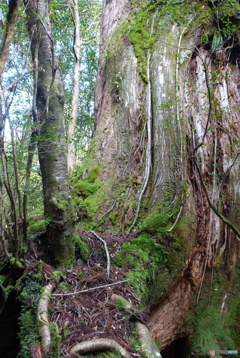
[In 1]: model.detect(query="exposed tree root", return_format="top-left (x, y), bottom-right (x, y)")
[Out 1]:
top-left (69, 338), bottom-right (131, 357)
top-left (111, 294), bottom-right (162, 357)
top-left (147, 248), bottom-right (205, 349)
top-left (37, 274), bottom-right (61, 353)
top-left (136, 322), bottom-right (162, 358)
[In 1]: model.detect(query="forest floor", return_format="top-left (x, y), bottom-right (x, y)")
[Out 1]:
top-left (25, 230), bottom-right (146, 357)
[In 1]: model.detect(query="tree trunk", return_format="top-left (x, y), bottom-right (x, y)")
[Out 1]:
top-left (86, 0), bottom-right (240, 352)
top-left (24, 0), bottom-right (75, 268)
top-left (0, 0), bottom-right (20, 81)
top-left (68, 0), bottom-right (81, 172)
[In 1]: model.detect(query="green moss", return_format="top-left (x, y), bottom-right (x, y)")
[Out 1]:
top-left (71, 165), bottom-right (105, 228)
top-left (186, 267), bottom-right (240, 357)
top-left (50, 322), bottom-right (61, 358)
top-left (17, 277), bottom-right (41, 358)
top-left (109, 210), bottom-right (118, 224)
top-left (139, 204), bottom-right (175, 233)
top-left (73, 180), bottom-right (100, 196)
top-left (87, 166), bottom-right (102, 183)
top-left (28, 219), bottom-right (46, 235)
top-left (113, 234), bottom-right (169, 305)
top-left (128, 5), bottom-right (157, 83)
top-left (111, 295), bottom-right (133, 311)
top-left (75, 234), bottom-right (90, 261)
top-left (191, 305), bottom-right (238, 356)
top-left (230, 300), bottom-right (240, 346)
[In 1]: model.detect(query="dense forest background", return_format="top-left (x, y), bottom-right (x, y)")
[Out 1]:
top-left (0, 0), bottom-right (240, 357)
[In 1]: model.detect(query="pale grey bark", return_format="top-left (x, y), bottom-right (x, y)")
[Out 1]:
top-left (68, 0), bottom-right (81, 171)
top-left (24, 0), bottom-right (75, 267)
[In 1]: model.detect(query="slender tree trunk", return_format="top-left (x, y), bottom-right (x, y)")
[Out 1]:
top-left (24, 0), bottom-right (76, 268)
top-left (68, 0), bottom-right (81, 171)
top-left (0, 0), bottom-right (20, 81)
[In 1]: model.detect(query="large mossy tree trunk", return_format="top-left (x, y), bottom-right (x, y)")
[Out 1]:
top-left (24, 0), bottom-right (75, 268)
top-left (85, 0), bottom-right (240, 353)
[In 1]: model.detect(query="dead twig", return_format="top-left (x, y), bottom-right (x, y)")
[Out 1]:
top-left (52, 280), bottom-right (129, 297)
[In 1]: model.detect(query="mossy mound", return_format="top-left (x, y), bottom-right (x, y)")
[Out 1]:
top-left (28, 219), bottom-right (46, 235)
top-left (113, 230), bottom-right (187, 307)
top-left (71, 166), bottom-right (104, 230)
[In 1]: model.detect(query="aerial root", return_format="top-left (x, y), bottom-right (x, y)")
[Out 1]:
top-left (69, 338), bottom-right (131, 357)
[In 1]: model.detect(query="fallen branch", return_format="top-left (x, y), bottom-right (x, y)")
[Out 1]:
top-left (90, 230), bottom-right (110, 277)
top-left (52, 279), bottom-right (129, 297)
top-left (37, 274), bottom-right (61, 353)
top-left (69, 338), bottom-right (130, 358)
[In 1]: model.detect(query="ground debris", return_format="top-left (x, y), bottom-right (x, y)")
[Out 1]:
top-left (50, 231), bottom-right (139, 356)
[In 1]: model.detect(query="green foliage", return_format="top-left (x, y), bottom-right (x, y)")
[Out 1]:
top-left (0, 275), bottom-right (6, 285)
top-left (197, 0), bottom-right (240, 57)
top-left (51, 0), bottom-right (101, 159)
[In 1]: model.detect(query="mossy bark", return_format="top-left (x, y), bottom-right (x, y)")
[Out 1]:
top-left (24, 0), bottom-right (75, 268)
top-left (87, 0), bottom-right (240, 352)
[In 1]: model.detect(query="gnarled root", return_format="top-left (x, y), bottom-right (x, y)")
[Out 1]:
top-left (69, 338), bottom-right (130, 357)
top-left (37, 274), bottom-right (61, 353)
top-left (111, 294), bottom-right (162, 358)
top-left (136, 321), bottom-right (162, 358)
